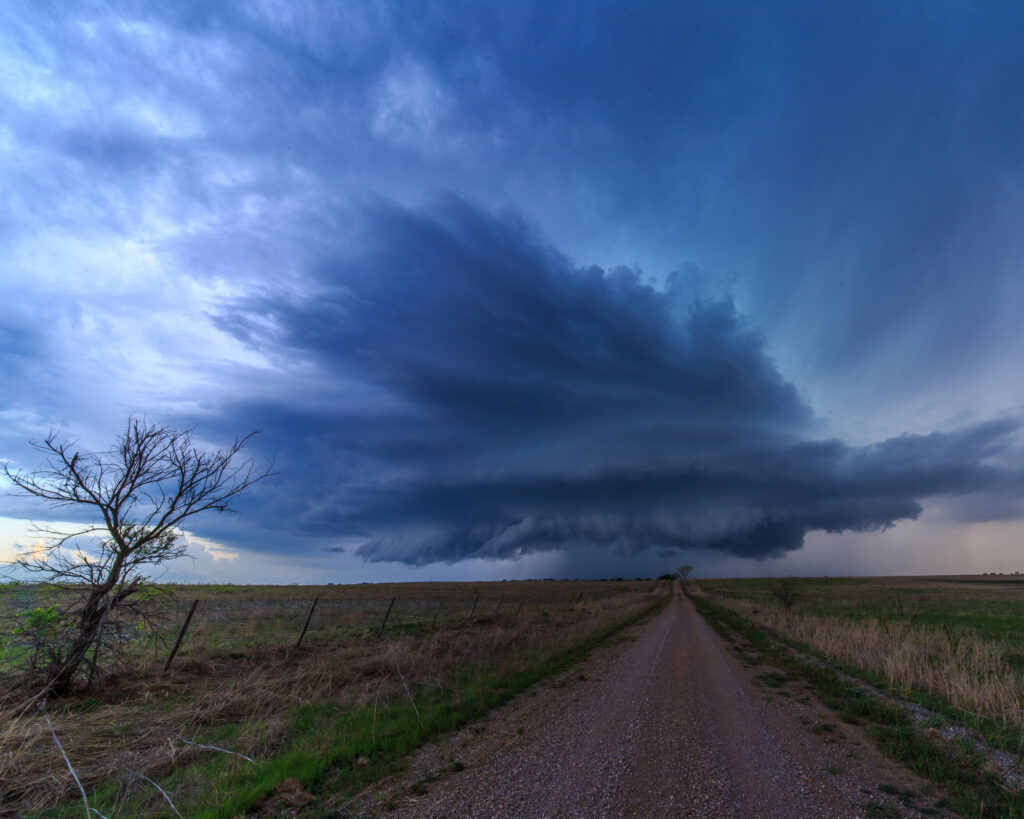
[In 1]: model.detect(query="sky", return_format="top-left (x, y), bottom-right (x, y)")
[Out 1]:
top-left (1, 1), bottom-right (1023, 582)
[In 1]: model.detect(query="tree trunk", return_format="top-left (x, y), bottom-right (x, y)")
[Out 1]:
top-left (46, 632), bottom-right (97, 696)
top-left (45, 589), bottom-right (126, 696)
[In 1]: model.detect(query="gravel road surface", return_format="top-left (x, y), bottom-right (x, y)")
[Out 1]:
top-left (349, 583), bottom-right (938, 817)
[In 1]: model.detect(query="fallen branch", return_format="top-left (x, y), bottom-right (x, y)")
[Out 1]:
top-left (173, 733), bottom-right (257, 764)
top-left (133, 772), bottom-right (183, 818)
top-left (41, 703), bottom-right (110, 819)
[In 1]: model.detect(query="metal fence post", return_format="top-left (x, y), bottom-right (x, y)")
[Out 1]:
top-left (378, 596), bottom-right (396, 638)
top-left (164, 599), bottom-right (199, 672)
top-left (295, 596), bottom-right (319, 648)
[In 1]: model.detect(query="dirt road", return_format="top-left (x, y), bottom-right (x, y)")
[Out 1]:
top-left (352, 584), bottom-right (933, 817)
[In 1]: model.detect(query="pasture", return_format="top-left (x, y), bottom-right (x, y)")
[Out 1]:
top-left (0, 579), bottom-right (669, 817)
top-left (697, 575), bottom-right (1024, 738)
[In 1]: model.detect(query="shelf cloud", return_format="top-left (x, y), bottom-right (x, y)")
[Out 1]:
top-left (214, 198), bottom-right (1023, 565)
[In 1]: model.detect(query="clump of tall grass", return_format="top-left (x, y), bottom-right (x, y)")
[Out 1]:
top-left (718, 596), bottom-right (1024, 731)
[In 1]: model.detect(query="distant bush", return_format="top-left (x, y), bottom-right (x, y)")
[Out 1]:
top-left (769, 580), bottom-right (802, 612)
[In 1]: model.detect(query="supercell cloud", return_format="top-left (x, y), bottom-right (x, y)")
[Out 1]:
top-left (215, 199), bottom-right (1023, 565)
top-left (2, 2), bottom-right (1024, 577)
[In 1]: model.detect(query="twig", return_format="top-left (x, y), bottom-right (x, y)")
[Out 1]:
top-left (372, 673), bottom-right (391, 743)
top-left (173, 733), bottom-right (257, 764)
top-left (390, 646), bottom-right (424, 729)
top-left (133, 772), bottom-right (183, 818)
top-left (398, 672), bottom-right (424, 729)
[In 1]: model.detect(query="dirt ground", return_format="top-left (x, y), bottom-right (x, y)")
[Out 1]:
top-left (342, 582), bottom-right (947, 818)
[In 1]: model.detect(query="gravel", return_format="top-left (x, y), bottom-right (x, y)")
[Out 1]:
top-left (347, 584), bottom-right (943, 817)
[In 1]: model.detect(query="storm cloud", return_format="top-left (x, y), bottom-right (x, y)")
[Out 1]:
top-left (216, 199), bottom-right (1023, 565)
top-left (3, 2), bottom-right (1024, 578)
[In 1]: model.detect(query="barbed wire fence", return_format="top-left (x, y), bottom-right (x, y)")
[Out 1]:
top-left (0, 582), bottom-right (669, 679)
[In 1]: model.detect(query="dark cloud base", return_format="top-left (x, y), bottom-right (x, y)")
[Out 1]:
top-left (214, 199), bottom-right (1024, 567)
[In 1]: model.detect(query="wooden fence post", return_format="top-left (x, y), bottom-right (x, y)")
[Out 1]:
top-left (467, 593), bottom-right (480, 621)
top-left (496, 595), bottom-right (504, 615)
top-left (378, 596), bottom-right (396, 638)
top-left (432, 600), bottom-right (442, 629)
top-left (295, 596), bottom-right (319, 648)
top-left (164, 599), bottom-right (199, 672)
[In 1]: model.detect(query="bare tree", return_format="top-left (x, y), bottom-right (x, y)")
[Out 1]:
top-left (677, 564), bottom-right (693, 580)
top-left (2, 418), bottom-right (272, 696)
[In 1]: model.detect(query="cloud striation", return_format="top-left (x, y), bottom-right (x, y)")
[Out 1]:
top-left (215, 198), bottom-right (1024, 565)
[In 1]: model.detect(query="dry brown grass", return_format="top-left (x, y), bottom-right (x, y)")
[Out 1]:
top-left (714, 595), bottom-right (1024, 730)
top-left (0, 581), bottom-right (662, 816)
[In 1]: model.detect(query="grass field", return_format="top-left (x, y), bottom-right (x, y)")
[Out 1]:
top-left (696, 575), bottom-right (1024, 738)
top-left (687, 585), bottom-right (1024, 818)
top-left (0, 579), bottom-right (669, 817)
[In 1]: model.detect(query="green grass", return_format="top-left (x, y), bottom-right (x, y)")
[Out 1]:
top-left (36, 590), bottom-right (669, 818)
top-left (1, 579), bottom-right (663, 673)
top-left (700, 576), bottom-right (1024, 755)
top-left (689, 591), bottom-right (1024, 818)
top-left (699, 575), bottom-right (1024, 643)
